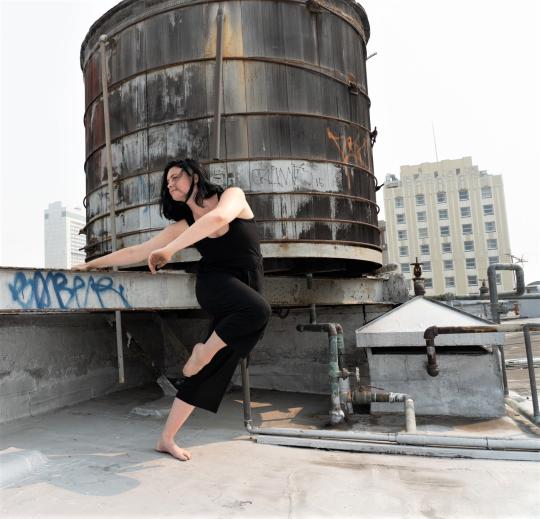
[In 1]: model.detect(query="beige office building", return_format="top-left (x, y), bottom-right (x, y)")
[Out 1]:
top-left (383, 157), bottom-right (513, 296)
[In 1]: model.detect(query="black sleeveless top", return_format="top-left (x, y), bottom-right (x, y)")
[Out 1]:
top-left (185, 191), bottom-right (263, 273)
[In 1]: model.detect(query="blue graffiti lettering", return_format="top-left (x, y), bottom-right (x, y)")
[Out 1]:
top-left (8, 271), bottom-right (132, 310)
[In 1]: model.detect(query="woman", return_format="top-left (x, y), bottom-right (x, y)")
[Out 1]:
top-left (73, 158), bottom-right (271, 461)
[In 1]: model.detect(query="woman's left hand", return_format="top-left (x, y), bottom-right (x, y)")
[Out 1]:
top-left (148, 247), bottom-right (173, 274)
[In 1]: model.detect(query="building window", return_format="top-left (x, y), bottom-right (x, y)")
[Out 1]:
top-left (444, 260), bottom-right (454, 270)
top-left (445, 277), bottom-right (455, 288)
top-left (481, 186), bottom-right (492, 199)
top-left (440, 226), bottom-right (450, 237)
top-left (442, 243), bottom-right (452, 254)
top-left (423, 261), bottom-right (432, 272)
top-left (489, 256), bottom-right (499, 265)
top-left (456, 168), bottom-right (461, 175)
top-left (398, 230), bottom-right (408, 241)
top-left (418, 228), bottom-right (428, 239)
top-left (395, 197), bottom-right (404, 209)
top-left (415, 194), bottom-right (425, 206)
top-left (462, 223), bottom-right (473, 235)
top-left (438, 209), bottom-right (448, 220)
top-left (401, 263), bottom-right (410, 273)
top-left (434, 171), bottom-right (438, 178)
top-left (487, 239), bottom-right (498, 250)
top-left (483, 204), bottom-right (494, 216)
top-left (420, 244), bottom-right (430, 256)
top-left (399, 246), bottom-right (408, 257)
top-left (496, 273), bottom-right (502, 284)
top-left (459, 189), bottom-right (469, 201)
top-left (485, 221), bottom-right (496, 233)
top-left (460, 206), bottom-right (471, 218)
top-left (468, 275), bottom-right (478, 286)
top-left (424, 278), bottom-right (433, 288)
top-left (437, 191), bottom-right (447, 204)
top-left (464, 240), bottom-right (475, 252)
top-left (417, 211), bottom-right (427, 222)
top-left (466, 258), bottom-right (476, 269)
top-left (396, 213), bottom-right (406, 224)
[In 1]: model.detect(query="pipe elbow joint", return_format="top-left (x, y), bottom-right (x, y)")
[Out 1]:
top-left (424, 326), bottom-right (438, 340)
top-left (427, 363), bottom-right (440, 377)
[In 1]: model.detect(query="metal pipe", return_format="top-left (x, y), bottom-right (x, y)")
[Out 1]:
top-left (296, 322), bottom-right (344, 424)
top-left (99, 35), bottom-right (118, 256)
top-left (404, 398), bottom-right (416, 433)
top-left (246, 426), bottom-right (540, 451)
top-left (255, 436), bottom-right (540, 461)
top-left (241, 353), bottom-right (253, 429)
top-left (523, 325), bottom-right (540, 423)
top-left (353, 390), bottom-right (417, 433)
top-left (426, 263), bottom-right (526, 303)
top-left (425, 338), bottom-right (439, 377)
top-left (425, 324), bottom-right (540, 408)
top-left (335, 325), bottom-right (353, 416)
top-left (488, 264), bottom-right (526, 318)
top-left (211, 6), bottom-right (224, 160)
top-left (239, 359), bottom-right (539, 460)
top-left (99, 34), bottom-right (124, 384)
top-left (424, 324), bottom-right (540, 335)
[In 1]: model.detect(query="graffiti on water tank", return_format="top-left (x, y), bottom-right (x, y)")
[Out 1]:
top-left (8, 271), bottom-right (132, 310)
top-left (326, 128), bottom-right (370, 170)
top-left (251, 162), bottom-right (326, 188)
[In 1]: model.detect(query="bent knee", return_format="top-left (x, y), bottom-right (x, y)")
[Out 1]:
top-left (248, 300), bottom-right (271, 327)
top-left (261, 300), bottom-right (271, 324)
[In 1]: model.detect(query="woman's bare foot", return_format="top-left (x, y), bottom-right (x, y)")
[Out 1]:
top-left (155, 437), bottom-right (192, 461)
top-left (182, 342), bottom-right (214, 377)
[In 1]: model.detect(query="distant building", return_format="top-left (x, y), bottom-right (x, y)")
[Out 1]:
top-left (44, 202), bottom-right (86, 269)
top-left (383, 157), bottom-right (513, 296)
top-left (378, 220), bottom-right (389, 265)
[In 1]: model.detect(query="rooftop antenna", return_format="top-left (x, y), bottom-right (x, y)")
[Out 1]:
top-left (431, 121), bottom-right (439, 163)
top-left (506, 253), bottom-right (527, 265)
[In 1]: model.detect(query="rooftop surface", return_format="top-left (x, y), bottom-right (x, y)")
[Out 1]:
top-left (1, 385), bottom-right (539, 518)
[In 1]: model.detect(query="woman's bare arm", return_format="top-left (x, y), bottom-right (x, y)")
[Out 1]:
top-left (162, 188), bottom-right (247, 257)
top-left (73, 219), bottom-right (189, 270)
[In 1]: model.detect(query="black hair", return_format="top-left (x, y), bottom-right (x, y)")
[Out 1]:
top-left (159, 158), bottom-right (224, 222)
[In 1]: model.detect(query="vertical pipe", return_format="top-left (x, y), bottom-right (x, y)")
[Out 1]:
top-left (100, 34), bottom-right (125, 384)
top-left (498, 345), bottom-right (509, 396)
top-left (99, 35), bottom-right (118, 255)
top-left (241, 356), bottom-right (253, 430)
top-left (523, 325), bottom-right (540, 423)
top-left (328, 326), bottom-right (344, 424)
top-left (335, 325), bottom-right (352, 415)
top-left (487, 263), bottom-right (525, 397)
top-left (404, 398), bottom-right (417, 433)
top-left (212, 6), bottom-right (224, 160)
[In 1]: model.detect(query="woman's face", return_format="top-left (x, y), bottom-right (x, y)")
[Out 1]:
top-left (166, 166), bottom-right (195, 202)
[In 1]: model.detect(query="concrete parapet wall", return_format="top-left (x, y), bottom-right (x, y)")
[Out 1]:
top-left (0, 313), bottom-right (155, 423)
top-left (0, 304), bottom-right (391, 423)
top-left (231, 305), bottom-right (391, 393)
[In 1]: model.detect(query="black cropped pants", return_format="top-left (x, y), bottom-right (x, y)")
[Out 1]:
top-left (175, 265), bottom-right (271, 413)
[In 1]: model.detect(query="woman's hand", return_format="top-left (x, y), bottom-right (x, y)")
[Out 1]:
top-left (148, 247), bottom-right (173, 274)
top-left (72, 263), bottom-right (92, 272)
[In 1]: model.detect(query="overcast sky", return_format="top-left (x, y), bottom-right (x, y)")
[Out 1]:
top-left (1, 0), bottom-right (539, 281)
